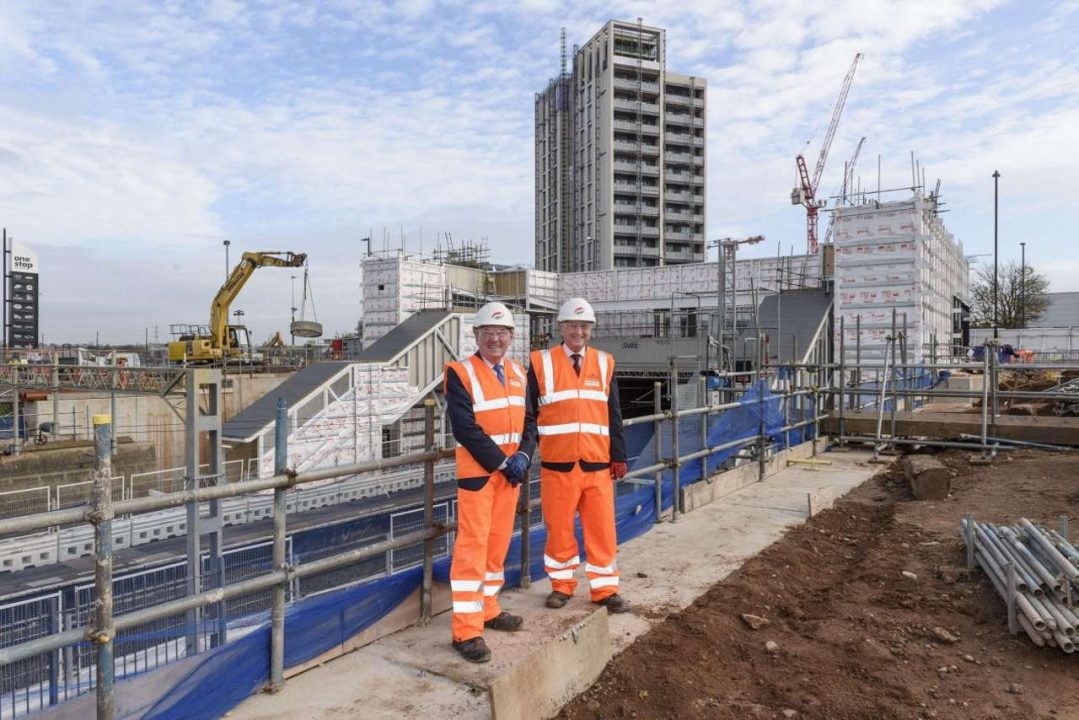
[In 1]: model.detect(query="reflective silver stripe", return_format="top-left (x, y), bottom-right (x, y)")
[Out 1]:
top-left (585, 562), bottom-right (618, 575)
top-left (461, 359), bottom-right (486, 406)
top-left (453, 600), bottom-right (484, 614)
top-left (597, 350), bottom-right (609, 394)
top-left (473, 396), bottom-right (525, 412)
top-left (541, 349), bottom-right (555, 399)
top-left (450, 579), bottom-right (482, 592)
top-left (544, 554), bottom-right (580, 569)
top-left (578, 390), bottom-right (608, 402)
top-left (589, 576), bottom-right (620, 589)
top-left (547, 569), bottom-right (575, 580)
top-left (537, 423), bottom-right (609, 437)
top-left (485, 571), bottom-right (505, 581)
top-left (510, 361), bottom-right (527, 385)
top-left (488, 433), bottom-right (522, 445)
top-left (483, 585), bottom-right (501, 596)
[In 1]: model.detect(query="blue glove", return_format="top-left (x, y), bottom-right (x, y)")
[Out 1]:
top-left (502, 452), bottom-right (529, 486)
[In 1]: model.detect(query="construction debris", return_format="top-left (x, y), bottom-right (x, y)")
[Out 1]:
top-left (901, 454), bottom-right (950, 500)
top-left (960, 516), bottom-right (1079, 654)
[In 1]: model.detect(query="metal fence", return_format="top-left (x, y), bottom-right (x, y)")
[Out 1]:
top-left (0, 379), bottom-right (833, 719)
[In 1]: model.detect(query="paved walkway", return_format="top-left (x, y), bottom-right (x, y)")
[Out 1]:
top-left (231, 446), bottom-right (884, 720)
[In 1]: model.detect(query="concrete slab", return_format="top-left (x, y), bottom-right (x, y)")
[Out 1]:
top-left (230, 446), bottom-right (884, 720)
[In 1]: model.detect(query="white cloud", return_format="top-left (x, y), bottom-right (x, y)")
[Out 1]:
top-left (0, 0), bottom-right (1076, 342)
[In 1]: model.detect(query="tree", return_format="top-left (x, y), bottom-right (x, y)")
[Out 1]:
top-left (969, 260), bottom-right (1050, 329)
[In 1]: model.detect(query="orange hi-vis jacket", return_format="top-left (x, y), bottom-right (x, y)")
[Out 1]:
top-left (530, 347), bottom-right (614, 465)
top-left (445, 354), bottom-right (527, 481)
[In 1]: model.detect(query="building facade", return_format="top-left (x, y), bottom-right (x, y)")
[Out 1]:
top-left (535, 20), bottom-right (706, 273)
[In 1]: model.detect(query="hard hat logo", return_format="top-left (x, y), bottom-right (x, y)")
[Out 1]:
top-left (575, 306), bottom-right (585, 315)
top-left (493, 311), bottom-right (504, 319)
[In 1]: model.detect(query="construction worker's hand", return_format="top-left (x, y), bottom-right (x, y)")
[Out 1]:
top-left (503, 452), bottom-right (529, 486)
top-left (610, 461), bottom-right (628, 480)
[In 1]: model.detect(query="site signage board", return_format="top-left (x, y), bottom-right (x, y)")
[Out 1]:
top-left (6, 240), bottom-right (39, 347)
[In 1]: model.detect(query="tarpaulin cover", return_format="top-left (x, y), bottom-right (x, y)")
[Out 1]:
top-left (96, 378), bottom-right (815, 719)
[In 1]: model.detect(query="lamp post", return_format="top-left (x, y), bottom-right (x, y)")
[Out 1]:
top-left (290, 275), bottom-right (297, 347)
top-left (992, 171), bottom-right (1000, 342)
top-left (223, 240), bottom-right (231, 282)
top-left (1020, 241), bottom-right (1026, 329)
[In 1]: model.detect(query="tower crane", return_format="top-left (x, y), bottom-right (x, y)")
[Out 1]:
top-left (791, 53), bottom-right (862, 254)
top-left (822, 135), bottom-right (866, 246)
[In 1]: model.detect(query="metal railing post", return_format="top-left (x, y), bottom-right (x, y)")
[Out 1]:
top-left (838, 315), bottom-right (846, 445)
top-left (653, 381), bottom-right (663, 523)
top-left (980, 345), bottom-right (990, 457)
top-left (670, 362), bottom-right (681, 521)
top-left (421, 399), bottom-right (436, 619)
top-left (269, 398), bottom-right (288, 692)
top-left (698, 375), bottom-right (708, 484)
top-left (90, 414), bottom-right (115, 720)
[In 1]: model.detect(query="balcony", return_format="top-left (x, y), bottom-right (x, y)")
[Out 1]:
top-left (615, 245), bottom-right (661, 258)
top-left (665, 230), bottom-right (693, 241)
top-left (614, 204), bottom-right (660, 217)
top-left (614, 120), bottom-right (660, 134)
top-left (613, 140), bottom-right (659, 155)
top-left (692, 136), bottom-right (705, 147)
top-left (665, 249), bottom-right (706, 263)
top-left (614, 223), bottom-right (660, 236)
top-left (665, 94), bottom-right (692, 107)
top-left (665, 113), bottom-right (692, 126)
top-left (665, 152), bottom-right (693, 164)
top-left (614, 98), bottom-right (660, 114)
top-left (614, 161), bottom-right (659, 175)
top-left (664, 210), bottom-right (694, 222)
top-left (693, 117), bottom-right (705, 127)
top-left (693, 154), bottom-right (704, 165)
top-left (613, 77), bottom-right (660, 94)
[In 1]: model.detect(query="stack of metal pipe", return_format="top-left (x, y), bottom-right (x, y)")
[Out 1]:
top-left (960, 516), bottom-right (1079, 653)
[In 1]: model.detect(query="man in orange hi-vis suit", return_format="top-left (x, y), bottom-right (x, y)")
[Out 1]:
top-left (527, 297), bottom-right (629, 614)
top-left (444, 301), bottom-right (536, 663)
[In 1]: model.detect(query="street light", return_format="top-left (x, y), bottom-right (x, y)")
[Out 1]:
top-left (290, 275), bottom-right (297, 346)
top-left (223, 239), bottom-right (231, 282)
top-left (1020, 241), bottom-right (1026, 329)
top-left (992, 170), bottom-right (1000, 342)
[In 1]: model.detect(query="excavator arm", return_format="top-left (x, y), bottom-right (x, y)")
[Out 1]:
top-left (210, 251), bottom-right (307, 353)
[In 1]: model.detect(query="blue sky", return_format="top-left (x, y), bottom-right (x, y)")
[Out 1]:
top-left (1, 0), bottom-right (1076, 344)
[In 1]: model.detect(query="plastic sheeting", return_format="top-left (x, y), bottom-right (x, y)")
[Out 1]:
top-left (81, 379), bottom-right (819, 719)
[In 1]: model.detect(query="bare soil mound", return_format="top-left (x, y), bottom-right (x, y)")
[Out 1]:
top-left (559, 449), bottom-right (1079, 720)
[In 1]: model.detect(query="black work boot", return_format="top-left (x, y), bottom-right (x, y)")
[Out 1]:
top-left (593, 593), bottom-right (629, 614)
top-left (545, 590), bottom-right (571, 609)
top-left (484, 612), bottom-right (523, 632)
top-left (452, 636), bottom-right (492, 663)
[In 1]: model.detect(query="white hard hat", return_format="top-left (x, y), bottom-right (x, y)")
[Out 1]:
top-left (557, 297), bottom-right (596, 323)
top-left (474, 301), bottom-right (515, 328)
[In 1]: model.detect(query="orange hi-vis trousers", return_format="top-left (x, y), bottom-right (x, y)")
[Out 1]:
top-left (449, 472), bottom-right (520, 642)
top-left (541, 466), bottom-right (619, 601)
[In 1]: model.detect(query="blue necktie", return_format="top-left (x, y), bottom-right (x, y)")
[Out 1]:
top-left (493, 363), bottom-right (505, 385)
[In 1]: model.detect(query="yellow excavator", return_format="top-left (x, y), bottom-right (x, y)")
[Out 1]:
top-left (168, 251), bottom-right (307, 363)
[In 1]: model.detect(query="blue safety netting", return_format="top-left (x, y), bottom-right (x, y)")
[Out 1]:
top-left (846, 365), bottom-right (941, 413)
top-left (94, 378), bottom-right (813, 719)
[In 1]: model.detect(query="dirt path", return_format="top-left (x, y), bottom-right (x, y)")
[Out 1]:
top-left (559, 449), bottom-right (1079, 720)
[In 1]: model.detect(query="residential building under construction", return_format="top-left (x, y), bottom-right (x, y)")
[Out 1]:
top-left (535, 20), bottom-right (707, 273)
